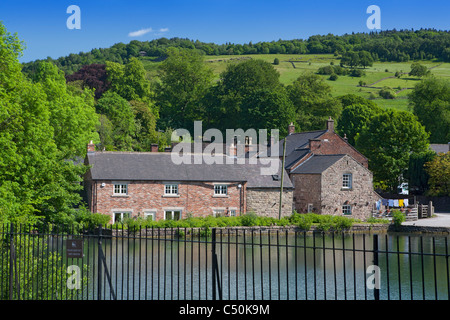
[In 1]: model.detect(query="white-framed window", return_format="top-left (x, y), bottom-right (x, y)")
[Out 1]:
top-left (212, 209), bottom-right (225, 217)
top-left (214, 184), bottom-right (228, 196)
top-left (229, 208), bottom-right (237, 217)
top-left (113, 183), bottom-right (128, 195)
top-left (342, 205), bottom-right (352, 215)
top-left (144, 211), bottom-right (156, 221)
top-left (165, 210), bottom-right (182, 221)
top-left (307, 203), bottom-right (314, 213)
top-left (113, 212), bottom-right (131, 224)
top-left (164, 183), bottom-right (179, 195)
top-left (342, 173), bottom-right (352, 189)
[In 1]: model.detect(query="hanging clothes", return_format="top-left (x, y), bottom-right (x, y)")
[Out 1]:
top-left (388, 199), bottom-right (394, 207)
top-left (382, 199), bottom-right (388, 206)
top-left (376, 200), bottom-right (381, 210)
top-left (399, 199), bottom-right (404, 207)
top-left (393, 199), bottom-right (399, 207)
top-left (404, 199), bottom-right (409, 207)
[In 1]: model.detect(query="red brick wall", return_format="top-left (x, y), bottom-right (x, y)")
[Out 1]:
top-left (310, 131), bottom-right (368, 168)
top-left (87, 179), bottom-right (246, 222)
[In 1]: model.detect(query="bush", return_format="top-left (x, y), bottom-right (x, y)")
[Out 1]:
top-left (392, 210), bottom-right (405, 228)
top-left (328, 73), bottom-right (338, 81)
top-left (349, 69), bottom-right (365, 77)
top-left (273, 58), bottom-right (280, 65)
top-left (379, 86), bottom-right (396, 99)
top-left (239, 212), bottom-right (259, 226)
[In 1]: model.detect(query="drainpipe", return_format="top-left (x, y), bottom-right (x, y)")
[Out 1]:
top-left (278, 137), bottom-right (287, 220)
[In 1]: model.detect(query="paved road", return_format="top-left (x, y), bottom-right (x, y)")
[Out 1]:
top-left (403, 212), bottom-right (450, 227)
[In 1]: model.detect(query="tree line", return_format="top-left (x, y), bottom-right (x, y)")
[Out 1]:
top-left (22, 28), bottom-right (450, 76)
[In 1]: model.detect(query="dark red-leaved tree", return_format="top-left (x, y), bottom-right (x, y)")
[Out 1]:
top-left (66, 64), bottom-right (110, 99)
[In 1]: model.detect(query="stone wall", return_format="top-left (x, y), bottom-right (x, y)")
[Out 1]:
top-left (320, 155), bottom-right (380, 220)
top-left (290, 174), bottom-right (322, 213)
top-left (246, 188), bottom-right (293, 218)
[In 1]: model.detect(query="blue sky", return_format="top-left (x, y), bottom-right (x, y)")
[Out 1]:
top-left (1, 0), bottom-right (448, 62)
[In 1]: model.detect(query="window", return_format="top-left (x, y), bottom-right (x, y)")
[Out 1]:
top-left (342, 173), bottom-right (352, 189)
top-left (229, 209), bottom-right (237, 217)
top-left (113, 183), bottom-right (128, 195)
top-left (214, 184), bottom-right (228, 196)
top-left (165, 210), bottom-right (181, 221)
top-left (144, 211), bottom-right (156, 221)
top-left (164, 184), bottom-right (178, 195)
top-left (213, 209), bottom-right (225, 217)
top-left (342, 205), bottom-right (352, 215)
top-left (113, 212), bottom-right (131, 224)
top-left (307, 204), bottom-right (314, 213)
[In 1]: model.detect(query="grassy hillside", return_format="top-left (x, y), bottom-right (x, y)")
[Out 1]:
top-left (141, 53), bottom-right (450, 112)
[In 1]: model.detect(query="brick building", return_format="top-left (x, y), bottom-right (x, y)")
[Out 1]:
top-left (84, 143), bottom-right (293, 223)
top-left (275, 118), bottom-right (380, 219)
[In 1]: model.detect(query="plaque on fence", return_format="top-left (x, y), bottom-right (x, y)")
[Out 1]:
top-left (66, 239), bottom-right (84, 258)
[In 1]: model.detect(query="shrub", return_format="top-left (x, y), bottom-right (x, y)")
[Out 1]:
top-left (328, 73), bottom-right (338, 81)
top-left (379, 86), bottom-right (396, 99)
top-left (239, 212), bottom-right (258, 226)
top-left (349, 69), bottom-right (365, 77)
top-left (392, 210), bottom-right (405, 228)
top-left (273, 58), bottom-right (280, 65)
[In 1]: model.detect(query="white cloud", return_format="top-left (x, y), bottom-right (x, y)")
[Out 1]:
top-left (159, 28), bottom-right (169, 33)
top-left (128, 28), bottom-right (153, 37)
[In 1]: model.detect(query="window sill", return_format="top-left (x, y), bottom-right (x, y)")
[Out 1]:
top-left (163, 194), bottom-right (180, 198)
top-left (213, 195), bottom-right (229, 198)
top-left (111, 194), bottom-right (129, 198)
top-left (341, 188), bottom-right (353, 191)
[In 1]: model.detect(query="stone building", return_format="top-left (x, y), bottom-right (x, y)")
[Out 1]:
top-left (273, 118), bottom-right (380, 219)
top-left (83, 143), bottom-right (293, 223)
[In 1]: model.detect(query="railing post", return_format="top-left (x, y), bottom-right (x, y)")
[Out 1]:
top-left (9, 223), bottom-right (14, 300)
top-left (211, 228), bottom-right (222, 300)
top-left (97, 224), bottom-right (102, 301)
top-left (373, 234), bottom-right (380, 301)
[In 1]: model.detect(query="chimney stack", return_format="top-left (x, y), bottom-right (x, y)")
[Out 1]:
top-left (327, 117), bottom-right (334, 132)
top-left (151, 144), bottom-right (159, 152)
top-left (87, 140), bottom-right (95, 153)
top-left (309, 139), bottom-right (321, 153)
top-left (288, 122), bottom-right (295, 135)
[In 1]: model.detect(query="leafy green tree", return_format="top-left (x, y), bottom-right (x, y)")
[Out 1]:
top-left (209, 59), bottom-right (282, 131)
top-left (408, 77), bottom-right (450, 143)
top-left (406, 151), bottom-right (436, 194)
top-left (240, 87), bottom-right (296, 136)
top-left (425, 152), bottom-right (450, 196)
top-left (287, 73), bottom-right (341, 131)
top-left (409, 62), bottom-right (430, 78)
top-left (358, 51), bottom-right (374, 68)
top-left (95, 91), bottom-right (136, 150)
top-left (356, 110), bottom-right (429, 191)
top-left (336, 103), bottom-right (382, 145)
top-left (31, 61), bottom-right (99, 158)
top-left (106, 57), bottom-right (151, 101)
top-left (155, 48), bottom-right (213, 132)
top-left (0, 22), bottom-right (89, 223)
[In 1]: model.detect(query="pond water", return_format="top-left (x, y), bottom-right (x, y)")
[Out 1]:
top-left (55, 231), bottom-right (450, 300)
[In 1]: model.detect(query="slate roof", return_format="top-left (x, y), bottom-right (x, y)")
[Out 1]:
top-left (86, 152), bottom-right (293, 189)
top-left (290, 154), bottom-right (346, 174)
top-left (430, 144), bottom-right (450, 154)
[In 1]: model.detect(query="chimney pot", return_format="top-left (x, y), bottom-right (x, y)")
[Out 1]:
top-left (327, 117), bottom-right (334, 132)
top-left (288, 122), bottom-right (295, 135)
top-left (87, 140), bottom-right (95, 153)
top-left (151, 144), bottom-right (159, 152)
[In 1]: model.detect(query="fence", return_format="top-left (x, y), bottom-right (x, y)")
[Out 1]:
top-left (1, 223), bottom-right (449, 300)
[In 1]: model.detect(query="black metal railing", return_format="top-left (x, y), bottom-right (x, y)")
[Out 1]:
top-left (0, 223), bottom-right (449, 300)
